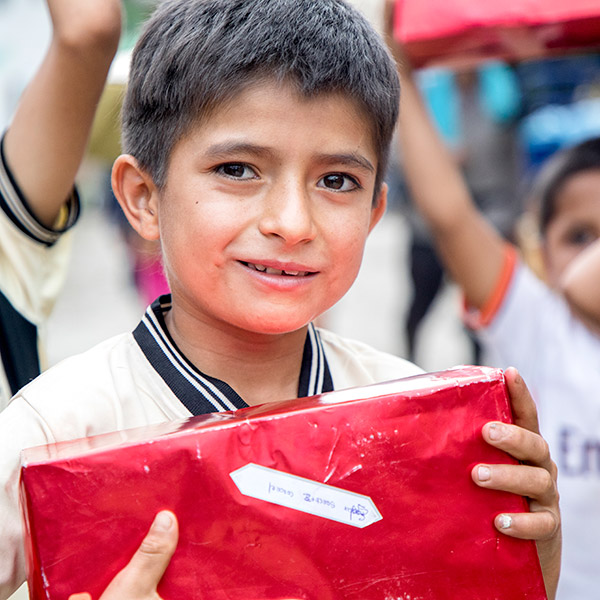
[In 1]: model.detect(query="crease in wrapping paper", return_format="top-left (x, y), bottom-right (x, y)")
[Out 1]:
top-left (394, 0), bottom-right (600, 67)
top-left (19, 366), bottom-right (547, 600)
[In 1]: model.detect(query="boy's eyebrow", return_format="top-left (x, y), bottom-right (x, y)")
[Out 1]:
top-left (315, 152), bottom-right (375, 173)
top-left (204, 142), bottom-right (375, 173)
top-left (204, 141), bottom-right (275, 160)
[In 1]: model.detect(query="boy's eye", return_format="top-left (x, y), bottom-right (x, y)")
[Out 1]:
top-left (318, 173), bottom-right (360, 192)
top-left (216, 163), bottom-right (257, 179)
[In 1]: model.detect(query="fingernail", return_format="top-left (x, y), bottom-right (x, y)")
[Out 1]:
top-left (152, 511), bottom-right (174, 532)
top-left (511, 368), bottom-right (522, 385)
top-left (498, 514), bottom-right (512, 529)
top-left (478, 466), bottom-right (491, 482)
top-left (488, 422), bottom-right (506, 441)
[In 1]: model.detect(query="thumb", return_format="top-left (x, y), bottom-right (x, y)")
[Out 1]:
top-left (101, 510), bottom-right (179, 599)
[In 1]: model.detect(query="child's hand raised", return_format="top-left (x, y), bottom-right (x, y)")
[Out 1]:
top-left (472, 367), bottom-right (561, 599)
top-left (46, 0), bottom-right (122, 51)
top-left (68, 511), bottom-right (178, 600)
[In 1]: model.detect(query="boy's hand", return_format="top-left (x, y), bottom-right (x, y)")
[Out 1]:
top-left (472, 367), bottom-right (561, 599)
top-left (68, 511), bottom-right (178, 600)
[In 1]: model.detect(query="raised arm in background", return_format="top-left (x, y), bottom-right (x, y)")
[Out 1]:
top-left (385, 0), bottom-right (600, 332)
top-left (383, 0), bottom-right (509, 313)
top-left (3, 0), bottom-right (122, 227)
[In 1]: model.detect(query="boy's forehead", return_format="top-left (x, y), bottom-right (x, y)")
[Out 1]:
top-left (186, 79), bottom-right (378, 157)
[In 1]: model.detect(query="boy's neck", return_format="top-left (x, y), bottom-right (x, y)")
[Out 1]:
top-left (164, 307), bottom-right (308, 407)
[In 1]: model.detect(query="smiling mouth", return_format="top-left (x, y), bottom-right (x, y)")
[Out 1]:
top-left (241, 261), bottom-right (314, 277)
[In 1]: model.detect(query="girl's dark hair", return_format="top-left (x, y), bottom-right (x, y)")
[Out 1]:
top-left (530, 136), bottom-right (600, 235)
top-left (122, 0), bottom-right (400, 196)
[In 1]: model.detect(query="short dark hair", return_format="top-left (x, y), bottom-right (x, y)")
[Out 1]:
top-left (121, 0), bottom-right (400, 197)
top-left (530, 136), bottom-right (600, 236)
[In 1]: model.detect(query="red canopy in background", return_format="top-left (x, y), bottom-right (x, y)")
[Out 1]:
top-left (394, 0), bottom-right (600, 67)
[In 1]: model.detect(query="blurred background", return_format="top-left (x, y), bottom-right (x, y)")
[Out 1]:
top-left (1, 0), bottom-right (600, 374)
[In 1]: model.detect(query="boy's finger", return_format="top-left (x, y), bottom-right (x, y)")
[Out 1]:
top-left (472, 463), bottom-right (557, 505)
top-left (102, 511), bottom-right (178, 599)
top-left (492, 510), bottom-right (561, 541)
top-left (481, 420), bottom-right (553, 469)
top-left (68, 595), bottom-right (92, 600)
top-left (504, 367), bottom-right (540, 435)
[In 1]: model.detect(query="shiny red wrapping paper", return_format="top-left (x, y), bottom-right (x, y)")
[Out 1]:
top-left (393, 0), bottom-right (600, 67)
top-left (20, 366), bottom-right (546, 599)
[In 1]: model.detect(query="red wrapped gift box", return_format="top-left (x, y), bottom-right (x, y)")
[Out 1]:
top-left (394, 0), bottom-right (600, 67)
top-left (20, 366), bottom-right (547, 599)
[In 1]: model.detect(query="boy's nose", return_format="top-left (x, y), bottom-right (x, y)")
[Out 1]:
top-left (258, 179), bottom-right (317, 245)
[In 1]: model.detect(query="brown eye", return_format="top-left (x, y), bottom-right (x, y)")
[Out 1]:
top-left (217, 163), bottom-right (257, 179)
top-left (323, 174), bottom-right (344, 190)
top-left (319, 173), bottom-right (360, 191)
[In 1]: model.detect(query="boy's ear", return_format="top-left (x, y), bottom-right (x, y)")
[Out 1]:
top-left (111, 154), bottom-right (160, 241)
top-left (368, 182), bottom-right (388, 233)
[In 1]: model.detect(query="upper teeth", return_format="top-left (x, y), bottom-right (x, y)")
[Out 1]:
top-left (248, 263), bottom-right (308, 277)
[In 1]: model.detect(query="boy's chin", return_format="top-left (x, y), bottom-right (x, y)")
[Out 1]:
top-left (236, 315), bottom-right (315, 337)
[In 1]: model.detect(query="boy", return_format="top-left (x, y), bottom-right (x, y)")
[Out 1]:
top-left (384, 0), bottom-right (596, 597)
top-left (0, 0), bottom-right (121, 410)
top-left (0, 1), bottom-right (561, 598)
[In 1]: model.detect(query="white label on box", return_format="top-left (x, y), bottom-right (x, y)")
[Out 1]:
top-left (230, 463), bottom-right (382, 528)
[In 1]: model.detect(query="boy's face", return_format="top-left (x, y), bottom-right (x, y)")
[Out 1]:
top-left (153, 81), bottom-right (386, 336)
top-left (543, 169), bottom-right (600, 287)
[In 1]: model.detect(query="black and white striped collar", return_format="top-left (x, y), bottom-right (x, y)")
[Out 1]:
top-left (133, 295), bottom-right (333, 416)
